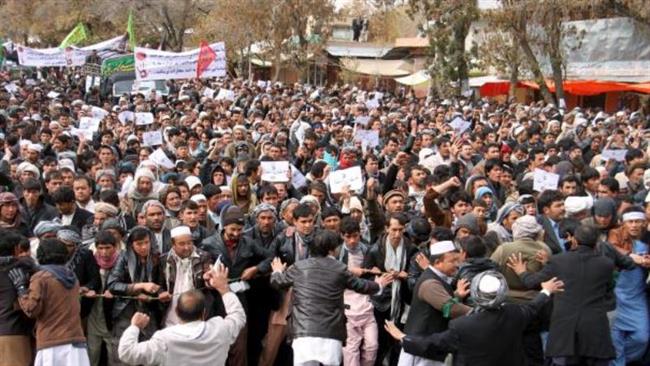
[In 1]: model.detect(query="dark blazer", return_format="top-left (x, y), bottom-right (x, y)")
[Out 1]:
top-left (519, 245), bottom-right (616, 359)
top-left (69, 207), bottom-right (94, 234)
top-left (20, 197), bottom-right (58, 235)
top-left (539, 216), bottom-right (564, 254)
top-left (402, 292), bottom-right (550, 366)
top-left (68, 248), bottom-right (102, 318)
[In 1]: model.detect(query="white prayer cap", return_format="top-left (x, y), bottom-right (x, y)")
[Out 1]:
top-left (220, 186), bottom-right (232, 193)
top-left (58, 158), bottom-right (76, 172)
top-left (19, 139), bottom-right (31, 147)
top-left (564, 196), bottom-right (593, 216)
top-left (478, 274), bottom-right (502, 293)
top-left (170, 225), bottom-right (192, 239)
top-left (429, 240), bottom-right (457, 256)
top-left (185, 176), bottom-right (202, 190)
top-left (190, 194), bottom-right (207, 203)
top-left (27, 143), bottom-right (43, 153)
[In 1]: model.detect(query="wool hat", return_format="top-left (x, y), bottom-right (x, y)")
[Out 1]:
top-left (383, 190), bottom-right (407, 207)
top-left (512, 215), bottom-right (543, 240)
top-left (222, 206), bottom-right (245, 227)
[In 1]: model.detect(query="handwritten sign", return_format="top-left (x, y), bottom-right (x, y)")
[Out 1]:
top-left (261, 161), bottom-right (290, 182)
top-left (354, 129), bottom-right (380, 149)
top-left (449, 116), bottom-right (471, 134)
top-left (4, 83), bottom-right (18, 94)
top-left (135, 112), bottom-right (154, 125)
top-left (142, 131), bottom-right (163, 147)
top-left (215, 88), bottom-right (235, 101)
top-left (70, 127), bottom-right (94, 141)
top-left (355, 116), bottom-right (371, 126)
top-left (78, 117), bottom-right (101, 132)
top-left (91, 106), bottom-right (109, 120)
top-left (118, 110), bottom-right (135, 124)
top-left (329, 166), bottom-right (364, 194)
top-left (203, 87), bottom-right (215, 98)
top-left (601, 149), bottom-right (627, 162)
top-left (291, 164), bottom-right (307, 189)
top-left (149, 148), bottom-right (175, 169)
top-left (533, 168), bottom-right (559, 192)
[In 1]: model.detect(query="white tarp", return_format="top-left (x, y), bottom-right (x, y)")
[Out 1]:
top-left (16, 36), bottom-right (126, 67)
top-left (134, 42), bottom-right (227, 81)
top-left (395, 70), bottom-right (431, 86)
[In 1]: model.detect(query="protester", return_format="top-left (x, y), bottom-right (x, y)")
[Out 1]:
top-left (0, 49), bottom-right (648, 366)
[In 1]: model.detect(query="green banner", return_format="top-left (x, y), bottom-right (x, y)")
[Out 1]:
top-left (101, 54), bottom-right (135, 76)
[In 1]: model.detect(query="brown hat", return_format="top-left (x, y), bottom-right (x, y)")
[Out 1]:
top-left (383, 190), bottom-right (406, 207)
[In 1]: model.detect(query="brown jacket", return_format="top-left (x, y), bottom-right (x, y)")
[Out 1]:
top-left (423, 189), bottom-right (453, 228)
top-left (608, 226), bottom-right (634, 254)
top-left (17, 270), bottom-right (85, 350)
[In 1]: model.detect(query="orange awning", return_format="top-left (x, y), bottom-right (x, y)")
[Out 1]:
top-left (479, 80), bottom-right (650, 96)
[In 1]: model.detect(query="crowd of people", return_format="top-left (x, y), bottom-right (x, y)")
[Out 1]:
top-left (0, 66), bottom-right (650, 366)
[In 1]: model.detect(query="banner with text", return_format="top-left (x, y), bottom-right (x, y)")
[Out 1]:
top-left (134, 42), bottom-right (226, 81)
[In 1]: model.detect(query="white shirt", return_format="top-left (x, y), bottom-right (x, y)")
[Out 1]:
top-left (118, 292), bottom-right (245, 366)
top-left (292, 337), bottom-right (343, 366)
top-left (77, 199), bottom-right (95, 214)
top-left (164, 252), bottom-right (198, 327)
top-left (61, 213), bottom-right (74, 226)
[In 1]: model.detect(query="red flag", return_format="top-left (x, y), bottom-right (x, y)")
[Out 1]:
top-left (196, 40), bottom-right (216, 78)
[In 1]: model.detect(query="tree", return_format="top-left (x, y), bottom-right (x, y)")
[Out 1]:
top-left (407, 0), bottom-right (479, 98)
top-left (477, 31), bottom-right (526, 97)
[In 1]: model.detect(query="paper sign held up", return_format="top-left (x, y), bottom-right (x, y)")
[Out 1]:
top-left (78, 117), bottom-right (101, 132)
top-left (149, 148), bottom-right (175, 169)
top-left (329, 166), bottom-right (364, 194)
top-left (135, 112), bottom-right (154, 125)
top-left (601, 149), bottom-right (627, 162)
top-left (261, 161), bottom-right (290, 182)
top-left (142, 130), bottom-right (163, 147)
top-left (118, 111), bottom-right (135, 124)
top-left (533, 168), bottom-right (559, 192)
top-left (291, 165), bottom-right (307, 189)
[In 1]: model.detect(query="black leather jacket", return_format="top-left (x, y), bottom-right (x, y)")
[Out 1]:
top-left (271, 256), bottom-right (379, 342)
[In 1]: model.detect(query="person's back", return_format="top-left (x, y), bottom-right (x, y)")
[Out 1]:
top-left (491, 237), bottom-right (550, 301)
top-left (512, 225), bottom-right (617, 362)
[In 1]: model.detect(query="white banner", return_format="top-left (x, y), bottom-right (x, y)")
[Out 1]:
top-left (16, 36), bottom-right (126, 67)
top-left (134, 42), bottom-right (227, 81)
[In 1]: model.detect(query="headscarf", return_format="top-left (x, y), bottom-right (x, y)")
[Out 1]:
top-left (94, 202), bottom-right (119, 217)
top-left (34, 220), bottom-right (63, 237)
top-left (512, 215), bottom-right (543, 240)
top-left (470, 270), bottom-right (508, 311)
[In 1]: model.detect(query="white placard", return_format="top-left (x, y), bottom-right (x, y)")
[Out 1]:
top-left (135, 112), bottom-right (154, 125)
top-left (261, 161), bottom-right (290, 182)
top-left (355, 116), bottom-right (371, 126)
top-left (78, 117), bottom-right (101, 132)
top-left (329, 166), bottom-right (364, 194)
top-left (450, 116), bottom-right (471, 134)
top-left (256, 80), bottom-right (268, 89)
top-left (149, 148), bottom-right (175, 169)
top-left (142, 131), bottom-right (163, 147)
top-left (4, 83), bottom-right (18, 93)
top-left (601, 149), bottom-right (627, 162)
top-left (134, 42), bottom-right (227, 81)
top-left (91, 106), bottom-right (109, 119)
top-left (291, 164), bottom-right (307, 189)
top-left (215, 88), bottom-right (235, 101)
top-left (203, 87), bottom-right (215, 98)
top-left (118, 110), bottom-right (135, 124)
top-left (46, 91), bottom-right (60, 99)
top-left (533, 168), bottom-right (559, 192)
top-left (25, 79), bottom-right (37, 86)
top-left (354, 129), bottom-right (380, 150)
top-left (70, 127), bottom-right (94, 141)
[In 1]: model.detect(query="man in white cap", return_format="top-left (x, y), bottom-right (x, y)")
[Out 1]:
top-left (160, 225), bottom-right (214, 328)
top-left (385, 271), bottom-right (564, 366)
top-left (25, 143), bottom-right (42, 164)
top-left (398, 240), bottom-right (471, 366)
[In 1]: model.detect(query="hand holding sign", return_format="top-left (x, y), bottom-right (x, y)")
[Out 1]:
top-left (142, 131), bottom-right (163, 147)
top-left (135, 112), bottom-right (154, 125)
top-left (329, 166), bottom-right (364, 194)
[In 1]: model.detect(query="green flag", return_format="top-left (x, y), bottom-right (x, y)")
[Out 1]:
top-left (59, 22), bottom-right (87, 48)
top-left (127, 10), bottom-right (136, 50)
top-left (0, 38), bottom-right (5, 66)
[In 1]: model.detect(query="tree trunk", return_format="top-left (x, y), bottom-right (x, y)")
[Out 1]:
top-left (550, 56), bottom-right (565, 107)
top-left (515, 34), bottom-right (555, 104)
top-left (272, 47), bottom-right (282, 82)
top-left (508, 66), bottom-right (519, 98)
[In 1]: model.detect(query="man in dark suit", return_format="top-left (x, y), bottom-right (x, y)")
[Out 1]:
top-left (384, 270), bottom-right (564, 366)
top-left (509, 224), bottom-right (616, 365)
top-left (537, 190), bottom-right (566, 254)
top-left (52, 186), bottom-right (93, 234)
